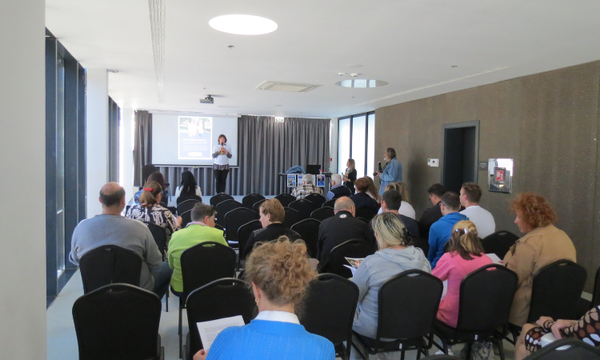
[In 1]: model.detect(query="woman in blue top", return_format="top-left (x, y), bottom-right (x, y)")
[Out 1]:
top-left (193, 237), bottom-right (335, 360)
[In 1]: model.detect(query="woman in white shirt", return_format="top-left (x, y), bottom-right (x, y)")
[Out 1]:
top-left (174, 171), bottom-right (203, 204)
top-left (377, 182), bottom-right (416, 219)
top-left (212, 134), bottom-right (232, 194)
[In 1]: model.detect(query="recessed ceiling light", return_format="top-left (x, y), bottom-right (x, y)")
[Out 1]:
top-left (336, 79), bottom-right (389, 88)
top-left (209, 14), bottom-right (278, 35)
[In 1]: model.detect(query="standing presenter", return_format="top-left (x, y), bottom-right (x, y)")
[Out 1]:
top-left (212, 134), bottom-right (232, 194)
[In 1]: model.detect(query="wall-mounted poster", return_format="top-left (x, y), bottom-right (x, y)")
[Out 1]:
top-left (316, 174), bottom-right (325, 187)
top-left (287, 174), bottom-right (297, 188)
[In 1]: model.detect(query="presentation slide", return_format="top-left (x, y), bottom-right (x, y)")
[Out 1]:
top-left (151, 113), bottom-right (238, 166)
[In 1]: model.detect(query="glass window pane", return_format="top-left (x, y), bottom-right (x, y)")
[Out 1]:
top-left (367, 113), bottom-right (375, 178)
top-left (56, 56), bottom-right (66, 276)
top-left (351, 115), bottom-right (366, 177)
top-left (338, 118), bottom-right (351, 176)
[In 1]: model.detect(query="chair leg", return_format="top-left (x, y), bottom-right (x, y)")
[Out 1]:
top-left (165, 291), bottom-right (169, 312)
top-left (466, 342), bottom-right (472, 360)
top-left (496, 338), bottom-right (506, 360)
top-left (178, 298), bottom-right (183, 358)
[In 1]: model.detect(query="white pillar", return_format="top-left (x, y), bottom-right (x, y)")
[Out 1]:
top-left (85, 69), bottom-right (109, 217)
top-left (0, 1), bottom-right (47, 358)
top-left (120, 108), bottom-right (136, 197)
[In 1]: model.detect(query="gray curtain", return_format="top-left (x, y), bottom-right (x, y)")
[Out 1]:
top-left (133, 110), bottom-right (152, 186)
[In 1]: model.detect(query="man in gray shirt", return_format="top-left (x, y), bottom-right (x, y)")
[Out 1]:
top-left (69, 182), bottom-right (172, 298)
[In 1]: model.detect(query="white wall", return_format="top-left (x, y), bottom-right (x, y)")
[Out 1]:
top-left (85, 69), bottom-right (109, 217)
top-left (0, 1), bottom-right (47, 358)
top-left (120, 108), bottom-right (136, 197)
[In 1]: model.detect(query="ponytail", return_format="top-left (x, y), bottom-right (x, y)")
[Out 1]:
top-left (139, 181), bottom-right (162, 207)
top-left (447, 220), bottom-right (484, 260)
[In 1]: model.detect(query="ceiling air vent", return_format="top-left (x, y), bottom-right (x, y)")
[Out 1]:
top-left (255, 81), bottom-right (321, 93)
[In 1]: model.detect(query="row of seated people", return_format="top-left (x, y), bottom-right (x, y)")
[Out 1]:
top-left (70, 181), bottom-right (595, 359)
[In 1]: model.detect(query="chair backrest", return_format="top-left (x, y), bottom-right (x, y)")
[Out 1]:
top-left (311, 206), bottom-right (335, 221)
top-left (214, 199), bottom-right (244, 227)
top-left (321, 239), bottom-right (376, 278)
top-left (176, 194), bottom-right (202, 206)
top-left (224, 207), bottom-right (259, 241)
top-left (79, 245), bottom-right (142, 294)
top-left (305, 193), bottom-right (326, 209)
top-left (355, 206), bottom-right (377, 221)
top-left (209, 193), bottom-right (233, 206)
top-left (177, 198), bottom-right (201, 216)
top-left (145, 222), bottom-right (168, 260)
top-left (72, 284), bottom-right (161, 360)
top-left (523, 338), bottom-right (600, 359)
top-left (301, 274), bottom-right (359, 347)
top-left (180, 209), bottom-right (193, 228)
top-left (275, 193), bottom-right (296, 207)
top-left (290, 218), bottom-right (321, 258)
top-left (186, 278), bottom-right (256, 354)
top-left (282, 207), bottom-right (301, 228)
top-left (592, 266), bottom-right (600, 308)
top-left (288, 199), bottom-right (314, 220)
top-left (528, 259), bottom-right (587, 322)
top-left (252, 198), bottom-right (267, 213)
top-left (376, 270), bottom-right (443, 342)
top-left (322, 199), bottom-right (336, 208)
top-left (457, 264), bottom-right (518, 332)
top-left (180, 242), bottom-right (237, 297)
top-left (242, 193), bottom-right (265, 209)
top-left (238, 220), bottom-right (263, 260)
top-left (481, 230), bottom-right (519, 259)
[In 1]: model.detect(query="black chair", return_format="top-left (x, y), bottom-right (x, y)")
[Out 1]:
top-left (282, 207), bottom-right (301, 228)
top-left (289, 199), bottom-right (314, 220)
top-left (420, 356), bottom-right (462, 360)
top-left (301, 274), bottom-right (359, 360)
top-left (355, 206), bottom-right (377, 221)
top-left (178, 242), bottom-right (237, 357)
top-left (79, 245), bottom-right (142, 294)
top-left (183, 278), bottom-right (256, 360)
top-left (214, 199), bottom-right (245, 228)
top-left (242, 193), bottom-right (265, 209)
top-left (305, 193), bottom-right (327, 209)
top-left (209, 193), bottom-right (233, 206)
top-left (311, 206), bottom-right (335, 221)
top-left (527, 259), bottom-right (587, 323)
top-left (319, 239), bottom-right (376, 278)
top-left (146, 222), bottom-right (168, 260)
top-left (352, 270), bottom-right (444, 360)
top-left (322, 199), bottom-right (336, 208)
top-left (481, 230), bottom-right (519, 259)
top-left (72, 283), bottom-right (164, 360)
top-left (177, 198), bottom-right (201, 217)
top-left (410, 236), bottom-right (430, 257)
top-left (252, 198), bottom-right (267, 213)
top-left (578, 265), bottom-right (600, 317)
top-left (523, 338), bottom-right (600, 360)
top-left (224, 207), bottom-right (259, 242)
top-left (433, 264), bottom-right (518, 360)
top-left (275, 193), bottom-right (296, 207)
top-left (176, 194), bottom-right (202, 206)
top-left (237, 220), bottom-right (262, 266)
top-left (290, 218), bottom-right (321, 258)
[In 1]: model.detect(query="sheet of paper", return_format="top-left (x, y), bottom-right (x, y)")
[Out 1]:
top-left (486, 253), bottom-right (502, 264)
top-left (196, 315), bottom-right (245, 351)
top-left (345, 257), bottom-right (364, 268)
top-left (343, 264), bottom-right (357, 277)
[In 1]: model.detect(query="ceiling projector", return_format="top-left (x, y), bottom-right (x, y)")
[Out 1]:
top-left (200, 95), bottom-right (214, 104)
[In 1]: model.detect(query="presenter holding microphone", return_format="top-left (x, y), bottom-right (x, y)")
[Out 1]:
top-left (212, 134), bottom-right (232, 194)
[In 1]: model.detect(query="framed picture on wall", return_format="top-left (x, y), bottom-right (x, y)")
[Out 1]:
top-left (287, 174), bottom-right (297, 188)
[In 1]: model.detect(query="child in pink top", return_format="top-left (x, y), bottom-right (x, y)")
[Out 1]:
top-left (432, 220), bottom-right (492, 327)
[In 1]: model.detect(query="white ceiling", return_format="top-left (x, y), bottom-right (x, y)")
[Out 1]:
top-left (46, 0), bottom-right (600, 118)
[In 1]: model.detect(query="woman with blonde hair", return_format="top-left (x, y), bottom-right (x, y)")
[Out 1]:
top-left (194, 237), bottom-right (335, 360)
top-left (432, 220), bottom-right (492, 327)
top-left (380, 182), bottom-right (416, 219)
top-left (352, 213), bottom-right (430, 342)
top-left (343, 158), bottom-right (357, 195)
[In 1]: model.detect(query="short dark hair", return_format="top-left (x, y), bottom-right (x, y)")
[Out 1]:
top-left (386, 148), bottom-right (396, 159)
top-left (441, 191), bottom-right (461, 211)
top-left (382, 190), bottom-right (402, 211)
top-left (461, 182), bottom-right (482, 203)
top-left (191, 203), bottom-right (217, 222)
top-left (99, 185), bottom-right (125, 207)
top-left (218, 134), bottom-right (227, 143)
top-left (427, 183), bottom-right (447, 198)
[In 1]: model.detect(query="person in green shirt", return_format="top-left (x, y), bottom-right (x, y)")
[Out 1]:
top-left (167, 203), bottom-right (228, 295)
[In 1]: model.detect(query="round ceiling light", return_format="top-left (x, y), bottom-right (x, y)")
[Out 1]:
top-left (335, 79), bottom-right (389, 88)
top-left (209, 14), bottom-right (278, 35)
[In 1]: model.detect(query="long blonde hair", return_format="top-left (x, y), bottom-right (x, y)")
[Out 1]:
top-left (385, 182), bottom-right (411, 204)
top-left (371, 213), bottom-right (408, 249)
top-left (447, 220), bottom-right (484, 260)
top-left (347, 159), bottom-right (355, 172)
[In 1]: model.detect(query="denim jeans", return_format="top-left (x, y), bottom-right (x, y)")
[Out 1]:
top-left (152, 261), bottom-right (173, 299)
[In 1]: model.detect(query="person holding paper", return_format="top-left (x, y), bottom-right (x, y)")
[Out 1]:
top-left (515, 305), bottom-right (600, 360)
top-left (212, 134), bottom-right (232, 194)
top-left (352, 213), bottom-right (431, 341)
top-left (193, 237), bottom-right (335, 360)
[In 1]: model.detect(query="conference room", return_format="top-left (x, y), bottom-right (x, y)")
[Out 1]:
top-left (4, 1), bottom-right (600, 359)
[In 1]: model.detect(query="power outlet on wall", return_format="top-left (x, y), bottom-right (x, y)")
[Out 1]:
top-left (428, 158), bottom-right (439, 167)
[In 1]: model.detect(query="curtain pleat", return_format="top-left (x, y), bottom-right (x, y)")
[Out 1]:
top-left (133, 110), bottom-right (152, 186)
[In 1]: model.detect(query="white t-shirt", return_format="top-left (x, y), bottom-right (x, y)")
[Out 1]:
top-left (174, 185), bottom-right (203, 199)
top-left (460, 205), bottom-right (496, 238)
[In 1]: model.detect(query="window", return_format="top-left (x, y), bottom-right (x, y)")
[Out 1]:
top-left (337, 112), bottom-right (376, 178)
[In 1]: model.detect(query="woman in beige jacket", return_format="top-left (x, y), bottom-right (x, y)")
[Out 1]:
top-left (503, 192), bottom-right (577, 327)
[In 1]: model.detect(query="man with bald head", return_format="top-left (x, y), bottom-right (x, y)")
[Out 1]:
top-left (69, 182), bottom-right (172, 298)
top-left (316, 197), bottom-right (374, 269)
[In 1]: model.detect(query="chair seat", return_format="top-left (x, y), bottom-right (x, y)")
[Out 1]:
top-left (353, 331), bottom-right (427, 352)
top-left (434, 320), bottom-right (497, 343)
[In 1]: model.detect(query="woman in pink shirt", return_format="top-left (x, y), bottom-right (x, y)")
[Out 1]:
top-left (432, 220), bottom-right (492, 327)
